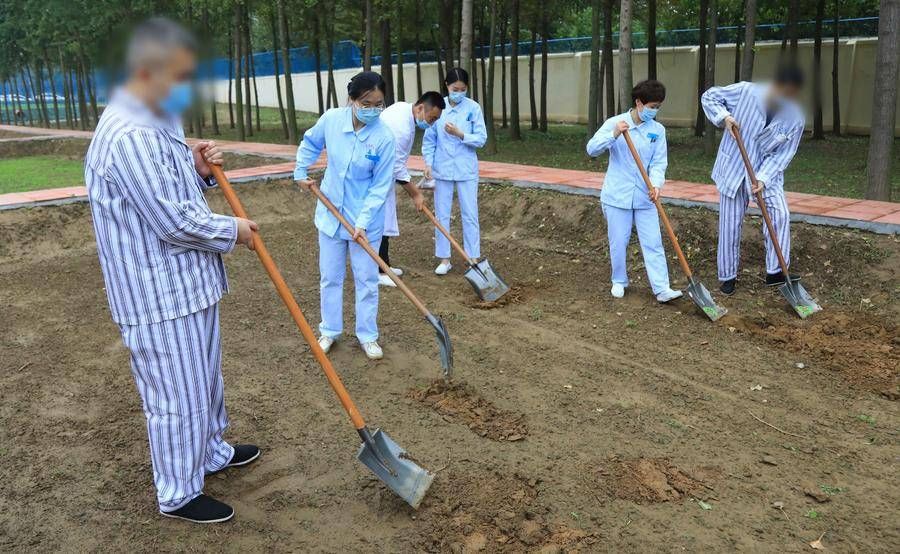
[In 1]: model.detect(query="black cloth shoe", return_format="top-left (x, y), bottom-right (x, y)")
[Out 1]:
top-left (160, 494), bottom-right (234, 524)
top-left (765, 271), bottom-right (787, 286)
top-left (720, 279), bottom-right (736, 296)
top-left (226, 444), bottom-right (261, 468)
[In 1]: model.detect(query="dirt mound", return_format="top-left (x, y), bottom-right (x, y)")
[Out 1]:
top-left (468, 284), bottom-right (533, 310)
top-left (727, 311), bottom-right (900, 398)
top-left (594, 458), bottom-right (716, 504)
top-left (412, 469), bottom-right (598, 553)
top-left (409, 380), bottom-right (528, 441)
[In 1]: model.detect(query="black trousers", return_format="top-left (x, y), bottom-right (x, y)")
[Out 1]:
top-left (378, 236), bottom-right (390, 273)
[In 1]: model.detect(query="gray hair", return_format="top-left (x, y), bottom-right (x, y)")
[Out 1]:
top-left (126, 17), bottom-right (198, 72)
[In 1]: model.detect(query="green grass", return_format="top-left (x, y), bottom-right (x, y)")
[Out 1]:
top-left (0, 155), bottom-right (84, 194)
top-left (196, 104), bottom-right (319, 145)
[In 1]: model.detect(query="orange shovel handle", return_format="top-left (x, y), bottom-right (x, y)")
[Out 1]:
top-left (209, 165), bottom-right (366, 431)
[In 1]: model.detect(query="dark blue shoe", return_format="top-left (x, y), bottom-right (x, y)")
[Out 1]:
top-left (225, 444), bottom-right (261, 468)
top-left (161, 494), bottom-right (234, 524)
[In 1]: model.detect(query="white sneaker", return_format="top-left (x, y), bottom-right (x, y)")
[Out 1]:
top-left (318, 335), bottom-right (336, 353)
top-left (391, 267), bottom-right (403, 276)
top-left (434, 262), bottom-right (452, 275)
top-left (656, 288), bottom-right (683, 303)
top-left (610, 283), bottom-right (625, 298)
top-left (378, 273), bottom-right (397, 287)
top-left (361, 341), bottom-right (383, 360)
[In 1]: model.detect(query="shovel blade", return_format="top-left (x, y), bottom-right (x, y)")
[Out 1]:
top-left (464, 259), bottom-right (511, 303)
top-left (778, 278), bottom-right (822, 319)
top-left (425, 313), bottom-right (453, 378)
top-left (356, 428), bottom-right (435, 509)
top-left (686, 278), bottom-right (728, 321)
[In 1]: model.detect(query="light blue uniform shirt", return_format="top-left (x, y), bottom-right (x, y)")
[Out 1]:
top-left (422, 96), bottom-right (487, 181)
top-left (294, 107), bottom-right (395, 240)
top-left (586, 111), bottom-right (668, 211)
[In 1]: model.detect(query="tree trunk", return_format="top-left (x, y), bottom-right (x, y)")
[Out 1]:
top-left (432, 29), bottom-right (446, 92)
top-left (415, 3), bottom-right (423, 97)
top-left (788, 0), bottom-right (799, 58)
top-left (2, 80), bottom-right (12, 125)
top-left (528, 27), bottom-right (538, 130)
top-left (397, 39), bottom-right (406, 102)
top-left (270, 8), bottom-right (289, 139)
top-left (539, 11), bottom-right (549, 132)
top-left (485, 0), bottom-right (499, 154)
top-left (233, 4), bottom-right (245, 141)
top-left (364, 0), bottom-right (373, 71)
top-left (202, 5), bottom-right (219, 135)
top-left (326, 2), bottom-right (339, 108)
top-left (459, 0), bottom-right (474, 75)
top-left (734, 4), bottom-right (742, 83)
top-left (74, 62), bottom-right (88, 130)
top-left (588, 0), bottom-right (602, 135)
top-left (278, 0), bottom-right (298, 142)
top-left (740, 0), bottom-right (756, 80)
top-left (43, 52), bottom-right (61, 128)
top-left (251, 51), bottom-right (261, 132)
top-left (618, 0), bottom-right (633, 112)
top-left (242, 5), bottom-right (254, 137)
top-left (831, 0), bottom-right (841, 136)
top-left (58, 51), bottom-right (73, 129)
top-left (865, 0), bottom-right (898, 201)
top-left (312, 10), bottom-right (325, 115)
top-left (603, 0), bottom-right (615, 117)
top-left (695, 0), bottom-right (708, 136)
top-left (500, 8), bottom-right (508, 128)
top-left (380, 17), bottom-right (395, 105)
top-left (227, 28), bottom-right (235, 129)
top-left (440, 0), bottom-right (455, 72)
top-left (813, 0), bottom-right (825, 139)
top-left (509, 0), bottom-right (521, 140)
top-left (704, 0), bottom-right (718, 153)
top-left (647, 0), bottom-right (657, 79)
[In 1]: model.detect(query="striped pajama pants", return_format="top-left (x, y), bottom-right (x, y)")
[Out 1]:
top-left (717, 185), bottom-right (791, 281)
top-left (119, 303), bottom-right (234, 512)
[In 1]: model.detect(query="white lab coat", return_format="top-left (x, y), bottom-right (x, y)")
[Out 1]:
top-left (379, 101), bottom-right (417, 237)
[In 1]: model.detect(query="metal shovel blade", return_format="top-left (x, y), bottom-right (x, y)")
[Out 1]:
top-left (685, 277), bottom-right (728, 321)
top-left (425, 313), bottom-right (453, 378)
top-left (778, 278), bottom-right (822, 319)
top-left (356, 428), bottom-right (435, 509)
top-left (464, 259), bottom-right (511, 303)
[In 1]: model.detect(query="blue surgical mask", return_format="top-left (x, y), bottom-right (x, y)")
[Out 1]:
top-left (416, 118), bottom-right (431, 130)
top-left (159, 82), bottom-right (193, 117)
top-left (639, 106), bottom-right (658, 122)
top-left (449, 91), bottom-right (467, 104)
top-left (355, 105), bottom-right (383, 125)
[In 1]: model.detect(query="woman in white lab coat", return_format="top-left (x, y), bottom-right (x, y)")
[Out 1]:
top-left (422, 67), bottom-right (487, 275)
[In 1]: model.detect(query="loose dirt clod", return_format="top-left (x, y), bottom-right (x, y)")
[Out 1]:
top-left (409, 380), bottom-right (528, 441)
top-left (594, 458), bottom-right (717, 504)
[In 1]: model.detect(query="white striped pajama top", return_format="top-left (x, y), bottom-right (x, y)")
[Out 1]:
top-left (84, 89), bottom-right (237, 326)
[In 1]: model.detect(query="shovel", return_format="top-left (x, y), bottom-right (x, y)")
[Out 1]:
top-left (730, 127), bottom-right (822, 319)
top-left (621, 129), bottom-right (727, 321)
top-left (419, 200), bottom-right (510, 302)
top-left (209, 165), bottom-right (433, 508)
top-left (308, 183), bottom-right (453, 378)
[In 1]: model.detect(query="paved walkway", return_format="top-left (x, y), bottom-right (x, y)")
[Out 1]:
top-left (0, 124), bottom-right (897, 233)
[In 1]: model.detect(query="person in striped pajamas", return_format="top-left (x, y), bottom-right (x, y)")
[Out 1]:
top-left (701, 65), bottom-right (806, 296)
top-left (84, 19), bottom-right (260, 524)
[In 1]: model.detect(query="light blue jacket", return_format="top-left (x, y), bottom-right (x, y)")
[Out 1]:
top-left (586, 111), bottom-right (668, 210)
top-left (701, 82), bottom-right (804, 200)
top-left (422, 96), bottom-right (487, 181)
top-left (294, 107), bottom-right (395, 240)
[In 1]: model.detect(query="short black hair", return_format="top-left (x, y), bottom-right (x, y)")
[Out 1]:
top-left (416, 91), bottom-right (446, 110)
top-left (631, 79), bottom-right (666, 105)
top-left (774, 63), bottom-right (805, 88)
top-left (347, 71), bottom-right (386, 100)
top-left (444, 67), bottom-right (470, 86)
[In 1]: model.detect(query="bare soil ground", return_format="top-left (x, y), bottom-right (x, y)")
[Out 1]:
top-left (1, 180), bottom-right (897, 552)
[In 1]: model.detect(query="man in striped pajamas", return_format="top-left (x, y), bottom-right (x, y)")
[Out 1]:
top-left (701, 65), bottom-right (806, 296)
top-left (85, 19), bottom-right (260, 523)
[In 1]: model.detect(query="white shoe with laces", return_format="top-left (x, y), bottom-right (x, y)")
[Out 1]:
top-left (361, 341), bottom-right (383, 360)
top-left (378, 273), bottom-right (397, 287)
top-left (434, 262), bottom-right (452, 275)
top-left (318, 335), bottom-right (336, 353)
top-left (656, 288), bottom-right (683, 303)
top-left (610, 283), bottom-right (625, 298)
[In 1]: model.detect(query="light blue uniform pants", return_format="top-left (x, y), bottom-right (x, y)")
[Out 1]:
top-left (318, 231), bottom-right (381, 343)
top-left (434, 178), bottom-right (481, 260)
top-left (602, 203), bottom-right (671, 295)
top-left (119, 303), bottom-right (234, 512)
top-left (717, 185), bottom-right (791, 281)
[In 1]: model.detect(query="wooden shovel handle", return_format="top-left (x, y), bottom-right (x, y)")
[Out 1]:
top-left (308, 183), bottom-right (431, 317)
top-left (209, 165), bottom-right (366, 431)
top-left (621, 129), bottom-right (693, 279)
top-left (421, 204), bottom-right (476, 266)
top-left (729, 127), bottom-right (790, 275)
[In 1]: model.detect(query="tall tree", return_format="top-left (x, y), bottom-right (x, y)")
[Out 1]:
top-left (740, 0), bottom-right (756, 80)
top-left (312, 9), bottom-right (325, 115)
top-left (703, 0), bottom-right (718, 153)
top-left (499, 7), bottom-right (508, 128)
top-left (831, 0), bottom-right (841, 136)
top-left (233, 3), bottom-right (245, 141)
top-left (618, 0), bottom-right (633, 112)
top-left (695, 0), bottom-right (709, 136)
top-left (241, 4), bottom-right (254, 137)
top-left (587, 0), bottom-right (603, 135)
top-left (380, 15), bottom-right (395, 105)
top-left (484, 0), bottom-right (499, 154)
top-left (277, 0), bottom-right (298, 143)
top-left (733, 2), bottom-right (742, 82)
top-left (459, 0), bottom-right (474, 75)
top-left (813, 0), bottom-right (825, 139)
top-left (227, 28), bottom-right (235, 129)
top-left (414, 2), bottom-right (423, 97)
top-left (865, 0), bottom-right (898, 201)
top-left (509, 0), bottom-right (522, 140)
top-left (647, 0), bottom-right (657, 79)
top-left (787, 0), bottom-right (800, 58)
top-left (528, 26), bottom-right (537, 129)
top-left (269, 7), bottom-right (288, 139)
top-left (364, 0), bottom-right (373, 70)
top-left (602, 0), bottom-right (614, 117)
top-left (539, 9), bottom-right (549, 132)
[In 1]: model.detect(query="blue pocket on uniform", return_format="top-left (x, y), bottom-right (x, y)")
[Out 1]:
top-left (365, 153), bottom-right (380, 162)
top-left (466, 112), bottom-right (474, 133)
top-left (648, 132), bottom-right (659, 143)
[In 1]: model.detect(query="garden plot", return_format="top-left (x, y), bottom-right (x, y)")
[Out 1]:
top-left (0, 179), bottom-right (897, 552)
